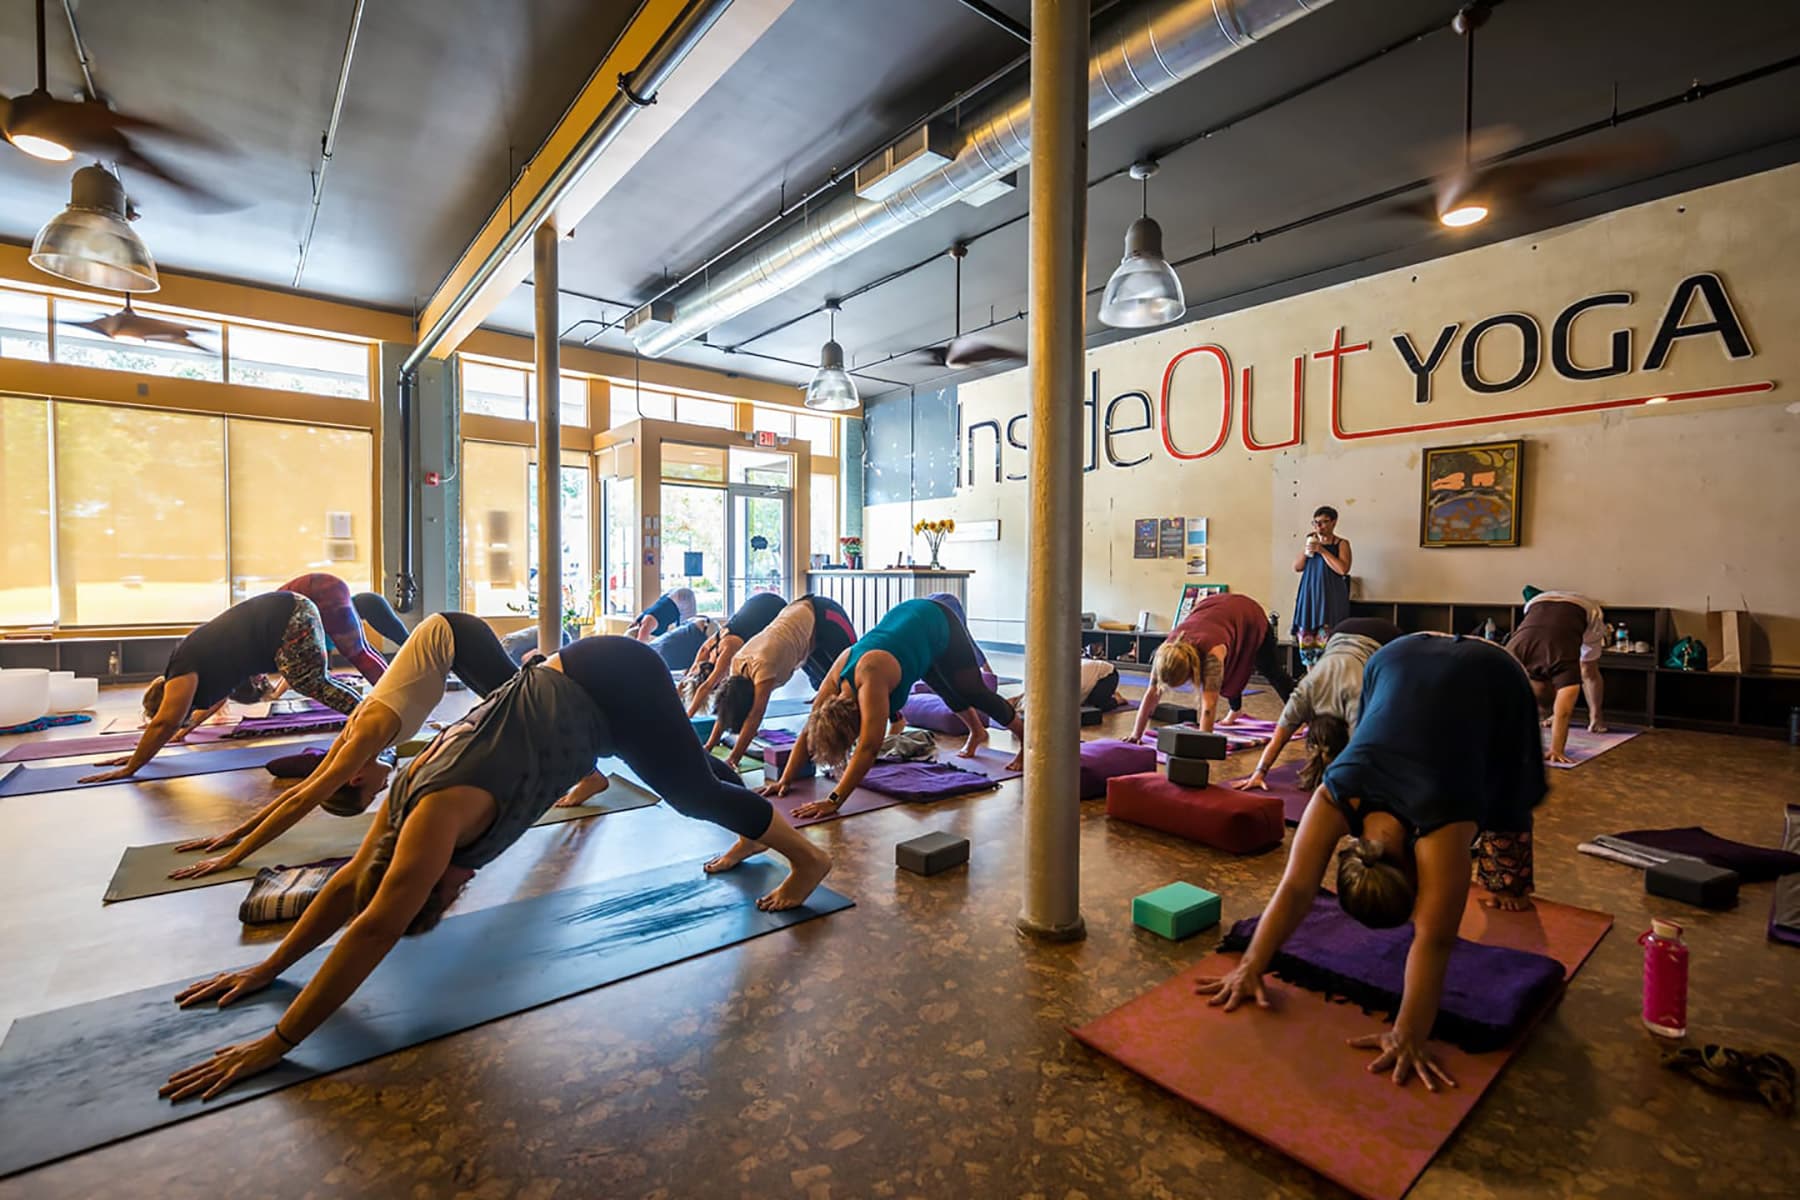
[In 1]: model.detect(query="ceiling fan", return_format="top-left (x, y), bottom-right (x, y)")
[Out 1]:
top-left (907, 243), bottom-right (1022, 370)
top-left (1390, 1), bottom-right (1664, 229)
top-left (62, 294), bottom-right (214, 349)
top-left (1, 0), bottom-right (232, 207)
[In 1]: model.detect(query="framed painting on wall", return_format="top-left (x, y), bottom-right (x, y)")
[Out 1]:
top-left (1172, 582), bottom-right (1229, 626)
top-left (1420, 439), bottom-right (1523, 548)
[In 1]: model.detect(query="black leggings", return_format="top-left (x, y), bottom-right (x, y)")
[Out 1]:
top-left (802, 595), bottom-right (858, 687)
top-left (1228, 626), bottom-right (1299, 712)
top-left (353, 591), bottom-right (411, 648)
top-left (442, 612), bottom-right (523, 697)
top-left (1081, 665), bottom-right (1121, 709)
top-left (921, 598), bottom-right (1016, 728)
top-left (558, 636), bottom-right (774, 841)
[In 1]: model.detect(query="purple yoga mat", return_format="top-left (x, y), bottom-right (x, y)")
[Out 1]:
top-left (1229, 760), bottom-right (1315, 825)
top-left (1220, 892), bottom-right (1568, 1053)
top-left (1545, 725), bottom-right (1641, 768)
top-left (1612, 826), bottom-right (1800, 883)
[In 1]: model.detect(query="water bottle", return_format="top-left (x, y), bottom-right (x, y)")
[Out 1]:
top-left (107, 647), bottom-right (122, 678)
top-left (1615, 623), bottom-right (1630, 652)
top-left (1482, 617), bottom-right (1497, 642)
top-left (1639, 918), bottom-right (1688, 1038)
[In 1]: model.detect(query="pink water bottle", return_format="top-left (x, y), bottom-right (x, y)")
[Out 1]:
top-left (1639, 917), bottom-right (1688, 1038)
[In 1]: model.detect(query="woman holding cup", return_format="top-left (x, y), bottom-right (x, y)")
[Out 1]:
top-left (1292, 506), bottom-right (1353, 669)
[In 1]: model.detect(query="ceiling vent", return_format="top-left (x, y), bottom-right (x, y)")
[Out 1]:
top-left (623, 299), bottom-right (676, 336)
top-left (855, 121), bottom-right (955, 203)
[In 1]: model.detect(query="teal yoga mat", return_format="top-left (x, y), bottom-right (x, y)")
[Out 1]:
top-left (0, 739), bottom-right (338, 798)
top-left (0, 857), bottom-right (853, 1179)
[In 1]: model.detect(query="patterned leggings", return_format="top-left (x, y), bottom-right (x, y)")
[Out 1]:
top-left (281, 573), bottom-right (388, 685)
top-left (1296, 627), bottom-right (1332, 669)
top-left (275, 596), bottom-right (366, 716)
top-left (1475, 830), bottom-right (1534, 897)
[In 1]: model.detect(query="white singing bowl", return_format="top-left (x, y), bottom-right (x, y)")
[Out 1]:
top-left (49, 673), bottom-right (99, 712)
top-left (0, 669), bottom-right (52, 727)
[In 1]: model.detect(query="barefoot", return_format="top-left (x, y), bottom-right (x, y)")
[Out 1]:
top-left (1005, 752), bottom-right (1023, 772)
top-left (957, 727), bottom-right (989, 759)
top-left (555, 771), bottom-right (610, 808)
top-left (1218, 711), bottom-right (1240, 727)
top-left (1587, 720), bottom-right (1608, 734)
top-left (756, 842), bottom-right (832, 911)
top-left (704, 836), bottom-right (766, 874)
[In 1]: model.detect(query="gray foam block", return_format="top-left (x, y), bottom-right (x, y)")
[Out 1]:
top-left (1079, 706), bottom-right (1103, 727)
top-left (896, 831), bottom-right (969, 876)
top-left (1152, 702), bottom-right (1197, 724)
top-left (1155, 725), bottom-right (1229, 760)
top-left (1166, 757), bottom-right (1211, 788)
top-left (0, 857), bottom-right (853, 1180)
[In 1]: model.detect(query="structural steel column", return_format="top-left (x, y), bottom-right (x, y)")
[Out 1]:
top-left (1018, 0), bottom-right (1088, 942)
top-left (533, 221), bottom-right (563, 657)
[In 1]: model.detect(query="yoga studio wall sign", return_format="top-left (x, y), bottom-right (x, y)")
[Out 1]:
top-left (960, 271), bottom-right (1767, 486)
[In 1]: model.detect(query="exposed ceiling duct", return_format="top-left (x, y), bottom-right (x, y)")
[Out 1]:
top-left (630, 0), bottom-right (1333, 358)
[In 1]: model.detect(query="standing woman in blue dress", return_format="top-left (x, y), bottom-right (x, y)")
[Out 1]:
top-left (1291, 506), bottom-right (1353, 669)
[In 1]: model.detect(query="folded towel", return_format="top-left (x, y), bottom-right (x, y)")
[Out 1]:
top-left (858, 760), bottom-right (998, 801)
top-left (238, 858), bottom-right (350, 925)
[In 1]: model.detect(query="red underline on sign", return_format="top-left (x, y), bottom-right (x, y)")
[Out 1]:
top-left (1331, 381), bottom-right (1776, 441)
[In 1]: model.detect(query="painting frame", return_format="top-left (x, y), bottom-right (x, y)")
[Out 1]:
top-left (1172, 582), bottom-right (1229, 627)
top-left (1419, 438), bottom-right (1524, 549)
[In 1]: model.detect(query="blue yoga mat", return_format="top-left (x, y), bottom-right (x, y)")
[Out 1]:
top-left (0, 856), bottom-right (852, 1178)
top-left (0, 739), bottom-right (337, 798)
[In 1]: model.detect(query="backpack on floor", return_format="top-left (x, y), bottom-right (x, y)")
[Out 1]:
top-left (1663, 637), bottom-right (1708, 672)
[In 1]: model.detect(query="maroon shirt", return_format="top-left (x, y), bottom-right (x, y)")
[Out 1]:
top-left (1171, 593), bottom-right (1269, 702)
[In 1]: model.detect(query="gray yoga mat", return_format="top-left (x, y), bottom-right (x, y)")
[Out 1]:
top-left (0, 856), bottom-right (853, 1179)
top-left (762, 697), bottom-right (813, 718)
top-left (103, 774), bottom-right (662, 904)
top-left (0, 739), bottom-right (338, 799)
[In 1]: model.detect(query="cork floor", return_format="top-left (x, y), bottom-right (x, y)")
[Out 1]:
top-left (1, 664), bottom-right (1797, 1199)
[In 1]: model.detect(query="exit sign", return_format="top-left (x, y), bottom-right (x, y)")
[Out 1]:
top-left (754, 430), bottom-right (780, 447)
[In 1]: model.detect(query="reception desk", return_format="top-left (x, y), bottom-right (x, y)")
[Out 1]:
top-left (805, 569), bottom-right (972, 634)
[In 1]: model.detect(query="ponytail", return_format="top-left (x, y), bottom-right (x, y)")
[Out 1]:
top-left (1297, 713), bottom-right (1350, 791)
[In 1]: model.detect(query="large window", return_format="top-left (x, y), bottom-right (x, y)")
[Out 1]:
top-left (0, 290), bottom-right (49, 361)
top-left (751, 406), bottom-right (836, 456)
top-left (811, 471), bottom-right (838, 561)
top-left (608, 386), bottom-right (675, 427)
top-left (527, 465), bottom-right (592, 619)
top-left (601, 474), bottom-right (636, 617)
top-left (460, 443), bottom-right (591, 617)
top-left (0, 395), bottom-right (54, 624)
top-left (677, 395), bottom-right (735, 429)
top-left (661, 484), bottom-right (727, 616)
top-left (54, 299), bottom-right (223, 382)
top-left (228, 422), bottom-right (374, 599)
top-left (460, 357), bottom-right (590, 425)
top-left (229, 326), bottom-right (370, 400)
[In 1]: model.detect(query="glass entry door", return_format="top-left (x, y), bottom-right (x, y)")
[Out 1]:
top-left (727, 484), bottom-right (789, 613)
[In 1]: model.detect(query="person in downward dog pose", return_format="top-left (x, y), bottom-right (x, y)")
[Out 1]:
top-left (679, 591), bottom-right (789, 713)
top-left (79, 592), bottom-right (364, 784)
top-left (162, 641), bottom-right (832, 1103)
top-left (699, 595), bottom-right (860, 772)
top-left (757, 597), bottom-right (1022, 821)
top-left (1235, 617), bottom-right (1402, 792)
top-left (280, 572), bottom-right (390, 685)
top-left (625, 587), bottom-right (698, 642)
top-left (1126, 591), bottom-right (1297, 743)
top-left (352, 590), bottom-right (412, 651)
top-left (166, 612), bottom-right (521, 880)
top-left (1505, 587), bottom-right (1608, 765)
top-left (1198, 633), bottom-right (1545, 1092)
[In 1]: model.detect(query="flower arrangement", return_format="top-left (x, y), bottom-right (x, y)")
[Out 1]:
top-left (913, 518), bottom-right (955, 568)
top-left (839, 535), bottom-right (863, 568)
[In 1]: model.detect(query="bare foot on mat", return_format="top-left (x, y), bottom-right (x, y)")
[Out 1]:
top-left (704, 836), bottom-right (765, 874)
top-left (756, 843), bottom-right (832, 911)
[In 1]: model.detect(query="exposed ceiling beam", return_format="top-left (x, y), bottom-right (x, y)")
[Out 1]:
top-left (413, 0), bottom-right (796, 363)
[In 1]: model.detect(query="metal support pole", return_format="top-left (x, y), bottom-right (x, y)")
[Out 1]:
top-left (1018, 0), bottom-right (1088, 942)
top-left (534, 221), bottom-right (563, 657)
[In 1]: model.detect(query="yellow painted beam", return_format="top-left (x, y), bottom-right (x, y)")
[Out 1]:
top-left (418, 0), bottom-right (796, 360)
top-left (0, 357), bottom-right (377, 430)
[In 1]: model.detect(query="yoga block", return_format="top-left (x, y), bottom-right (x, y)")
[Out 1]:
top-left (896, 831), bottom-right (970, 876)
top-left (690, 714), bottom-right (715, 739)
top-left (1646, 859), bottom-right (1740, 909)
top-left (1166, 757), bottom-right (1211, 788)
top-left (1153, 702), bottom-right (1197, 724)
top-left (1079, 738), bottom-right (1159, 800)
top-left (1106, 773), bottom-right (1284, 854)
top-left (1155, 725), bottom-right (1229, 760)
top-left (761, 742), bottom-right (816, 780)
top-left (1080, 705), bottom-right (1103, 727)
top-left (1132, 881), bottom-right (1221, 940)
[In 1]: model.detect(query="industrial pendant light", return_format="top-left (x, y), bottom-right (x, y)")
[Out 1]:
top-left (1099, 160), bottom-right (1185, 329)
top-left (804, 298), bottom-right (858, 411)
top-left (1439, 3), bottom-right (1491, 229)
top-left (1, 1), bottom-right (73, 161)
top-left (29, 164), bottom-right (159, 292)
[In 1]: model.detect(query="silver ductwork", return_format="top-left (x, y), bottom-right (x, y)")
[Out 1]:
top-left (632, 0), bottom-right (1330, 358)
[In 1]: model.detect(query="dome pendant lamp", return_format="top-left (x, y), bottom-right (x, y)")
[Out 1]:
top-left (804, 298), bottom-right (859, 411)
top-left (30, 164), bottom-right (160, 293)
top-left (1098, 160), bottom-right (1185, 330)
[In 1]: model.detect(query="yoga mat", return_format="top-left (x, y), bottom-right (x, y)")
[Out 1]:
top-left (102, 775), bottom-right (662, 903)
top-left (762, 697), bottom-right (813, 719)
top-left (1071, 895), bottom-right (1613, 1200)
top-left (1545, 725), bottom-right (1641, 768)
top-left (1230, 760), bottom-right (1314, 825)
top-left (0, 857), bottom-right (854, 1179)
top-left (0, 739), bottom-right (338, 799)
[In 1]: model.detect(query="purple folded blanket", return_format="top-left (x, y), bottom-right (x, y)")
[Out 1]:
top-left (1614, 827), bottom-right (1800, 883)
top-left (224, 710), bottom-right (349, 739)
top-left (858, 760), bottom-right (998, 801)
top-left (1220, 892), bottom-right (1567, 1053)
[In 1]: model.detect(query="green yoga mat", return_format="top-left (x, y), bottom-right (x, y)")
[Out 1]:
top-left (0, 857), bottom-right (853, 1180)
top-left (102, 774), bottom-right (661, 904)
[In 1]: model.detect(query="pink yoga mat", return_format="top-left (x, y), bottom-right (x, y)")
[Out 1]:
top-left (1545, 725), bottom-right (1641, 769)
top-left (1071, 894), bottom-right (1613, 1200)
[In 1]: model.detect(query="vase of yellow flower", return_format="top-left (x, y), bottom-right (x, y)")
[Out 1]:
top-left (913, 517), bottom-right (955, 569)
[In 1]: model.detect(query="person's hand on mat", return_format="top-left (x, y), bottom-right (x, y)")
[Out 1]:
top-left (1544, 748), bottom-right (1574, 765)
top-left (76, 761), bottom-right (137, 783)
top-left (789, 795), bottom-right (841, 820)
top-left (1234, 769), bottom-right (1269, 791)
top-left (174, 962), bottom-right (276, 1009)
top-left (1348, 1028), bottom-right (1457, 1093)
top-left (1122, 731), bottom-right (1144, 744)
top-left (757, 779), bottom-right (792, 798)
top-left (172, 831), bottom-right (240, 854)
top-left (161, 1033), bottom-right (288, 1102)
top-left (1484, 891), bottom-right (1535, 913)
top-left (1195, 963), bottom-right (1271, 1011)
top-left (168, 855), bottom-right (236, 881)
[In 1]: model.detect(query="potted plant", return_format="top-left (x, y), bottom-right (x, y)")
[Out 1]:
top-left (913, 518), bottom-right (955, 569)
top-left (839, 536), bottom-right (863, 569)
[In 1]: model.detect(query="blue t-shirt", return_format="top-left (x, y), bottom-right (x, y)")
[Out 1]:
top-left (841, 598), bottom-right (951, 717)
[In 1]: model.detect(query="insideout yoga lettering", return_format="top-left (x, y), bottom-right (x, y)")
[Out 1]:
top-left (962, 270), bottom-right (1767, 485)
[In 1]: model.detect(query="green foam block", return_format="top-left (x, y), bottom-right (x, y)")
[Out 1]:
top-left (690, 714), bottom-right (716, 739)
top-left (1132, 881), bottom-right (1221, 940)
